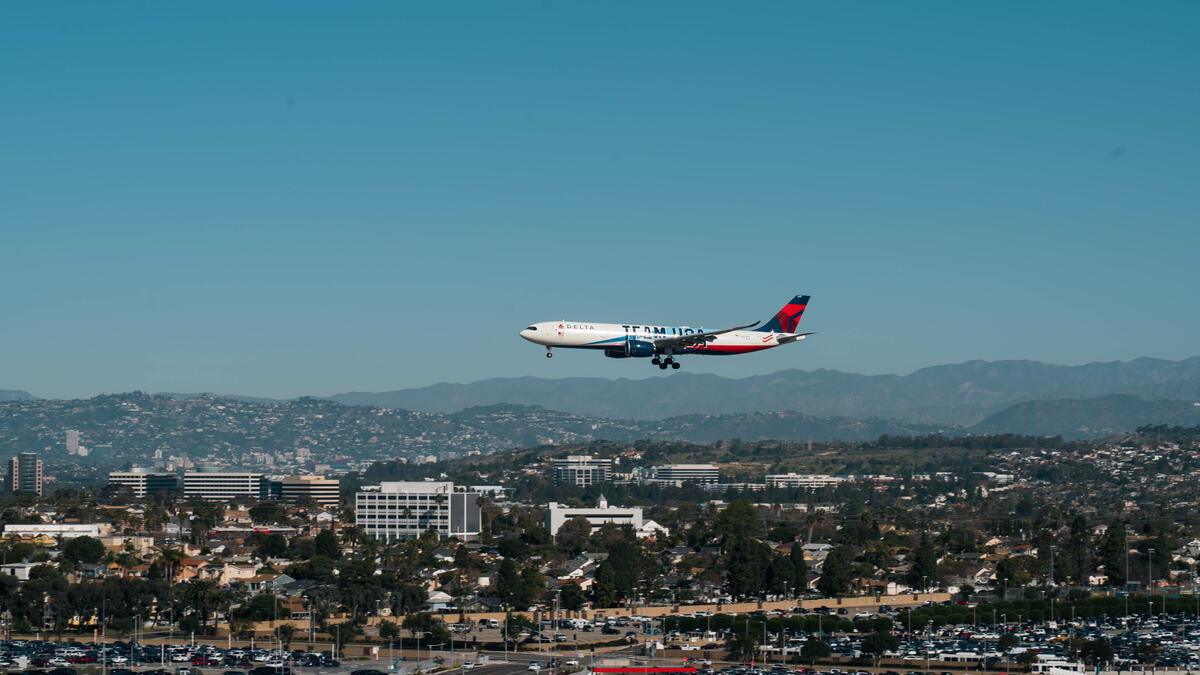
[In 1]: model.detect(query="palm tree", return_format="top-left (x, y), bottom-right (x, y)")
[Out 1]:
top-left (805, 511), bottom-right (827, 544)
top-left (275, 623), bottom-right (297, 651)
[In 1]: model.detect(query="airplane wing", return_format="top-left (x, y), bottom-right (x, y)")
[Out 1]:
top-left (653, 321), bottom-right (759, 350)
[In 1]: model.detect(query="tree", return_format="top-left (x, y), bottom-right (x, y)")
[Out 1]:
top-left (591, 539), bottom-right (653, 607)
top-left (250, 502), bottom-right (288, 524)
top-left (817, 546), bottom-right (854, 597)
top-left (1135, 641), bottom-right (1162, 664)
top-left (1098, 521), bottom-right (1128, 588)
top-left (789, 542), bottom-right (809, 594)
top-left (274, 623), bottom-right (296, 651)
top-left (726, 624), bottom-right (762, 663)
top-left (379, 620), bottom-right (400, 640)
top-left (860, 631), bottom-right (899, 663)
top-left (556, 516), bottom-right (593, 556)
top-left (715, 500), bottom-right (763, 539)
top-left (995, 556), bottom-right (1031, 590)
top-left (252, 532), bottom-right (289, 559)
top-left (403, 611), bottom-right (450, 645)
top-left (998, 632), bottom-right (1018, 652)
top-left (61, 536), bottom-right (105, 564)
top-left (559, 583), bottom-right (586, 611)
top-left (801, 636), bottom-right (831, 662)
top-left (314, 529), bottom-right (340, 559)
top-left (1077, 638), bottom-right (1114, 667)
top-left (496, 558), bottom-right (533, 609)
top-left (503, 613), bottom-right (535, 645)
top-left (907, 532), bottom-right (938, 590)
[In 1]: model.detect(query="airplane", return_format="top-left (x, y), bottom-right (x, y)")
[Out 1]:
top-left (519, 295), bottom-right (814, 370)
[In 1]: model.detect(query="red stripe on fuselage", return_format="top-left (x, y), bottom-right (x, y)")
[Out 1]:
top-left (684, 344), bottom-right (772, 354)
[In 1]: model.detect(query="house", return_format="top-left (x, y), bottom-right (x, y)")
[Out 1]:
top-left (557, 558), bottom-right (596, 581)
top-left (0, 562), bottom-right (38, 581)
top-left (425, 590), bottom-right (453, 611)
top-left (240, 573), bottom-right (295, 594)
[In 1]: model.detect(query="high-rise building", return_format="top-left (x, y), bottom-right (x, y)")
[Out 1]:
top-left (65, 430), bottom-right (80, 455)
top-left (551, 455), bottom-right (613, 486)
top-left (654, 464), bottom-right (720, 484)
top-left (108, 469), bottom-right (181, 498)
top-left (279, 475), bottom-right (340, 509)
top-left (8, 452), bottom-right (43, 497)
top-left (355, 481), bottom-right (481, 541)
top-left (183, 471), bottom-right (267, 500)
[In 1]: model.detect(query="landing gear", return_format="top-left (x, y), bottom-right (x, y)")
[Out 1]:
top-left (546, 347), bottom-right (553, 359)
top-left (655, 354), bottom-right (679, 370)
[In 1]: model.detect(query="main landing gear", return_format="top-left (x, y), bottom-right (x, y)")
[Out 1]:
top-left (546, 347), bottom-right (553, 358)
top-left (652, 355), bottom-right (681, 370)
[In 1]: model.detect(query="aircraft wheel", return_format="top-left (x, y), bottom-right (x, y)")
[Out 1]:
top-left (671, 362), bottom-right (680, 369)
top-left (546, 351), bottom-right (553, 358)
top-left (658, 362), bottom-right (668, 370)
top-left (651, 357), bottom-right (660, 365)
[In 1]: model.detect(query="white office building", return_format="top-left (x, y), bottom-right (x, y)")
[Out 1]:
top-left (654, 464), bottom-right (720, 484)
top-left (551, 455), bottom-right (612, 486)
top-left (764, 473), bottom-right (847, 489)
top-left (355, 481), bottom-right (481, 541)
top-left (546, 496), bottom-right (666, 538)
top-left (4, 523), bottom-right (104, 539)
top-left (183, 472), bottom-right (266, 500)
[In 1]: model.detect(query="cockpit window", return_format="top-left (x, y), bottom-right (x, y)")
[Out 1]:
top-left (525, 326), bottom-right (537, 331)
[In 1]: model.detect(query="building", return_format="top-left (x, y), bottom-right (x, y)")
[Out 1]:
top-left (546, 496), bottom-right (644, 536)
top-left (183, 471), bottom-right (266, 500)
top-left (8, 452), bottom-right (42, 497)
top-left (65, 430), bottom-right (80, 455)
top-left (108, 469), bottom-right (180, 498)
top-left (4, 523), bottom-right (103, 539)
top-left (552, 455), bottom-right (612, 486)
top-left (765, 473), bottom-right (847, 489)
top-left (279, 475), bottom-right (340, 509)
top-left (654, 464), bottom-right (720, 484)
top-left (355, 481), bottom-right (481, 541)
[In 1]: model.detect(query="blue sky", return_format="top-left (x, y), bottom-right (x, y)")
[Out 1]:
top-left (2, 2), bottom-right (1197, 399)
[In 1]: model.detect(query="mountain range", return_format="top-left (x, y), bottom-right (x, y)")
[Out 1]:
top-left (5, 358), bottom-right (1199, 445)
top-left (329, 357), bottom-right (1200, 429)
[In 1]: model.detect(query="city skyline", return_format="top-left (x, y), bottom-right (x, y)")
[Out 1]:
top-left (3, 2), bottom-right (1198, 399)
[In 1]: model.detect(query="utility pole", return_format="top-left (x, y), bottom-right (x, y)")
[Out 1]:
top-left (1050, 545), bottom-right (1056, 588)
top-left (1148, 548), bottom-right (1156, 599)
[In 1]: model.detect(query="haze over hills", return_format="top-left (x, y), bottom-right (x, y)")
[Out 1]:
top-left (970, 395), bottom-right (1200, 439)
top-left (329, 357), bottom-right (1200, 426)
top-left (4, 358), bottom-right (1198, 452)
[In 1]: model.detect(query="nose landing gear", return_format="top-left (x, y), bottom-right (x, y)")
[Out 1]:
top-left (546, 347), bottom-right (553, 358)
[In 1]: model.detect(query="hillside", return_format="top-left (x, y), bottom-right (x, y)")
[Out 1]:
top-left (329, 356), bottom-right (1200, 425)
top-left (0, 394), bottom-right (942, 465)
top-left (970, 395), bottom-right (1200, 439)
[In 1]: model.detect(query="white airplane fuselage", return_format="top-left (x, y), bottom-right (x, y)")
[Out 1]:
top-left (519, 321), bottom-right (802, 356)
top-left (519, 295), bottom-right (813, 370)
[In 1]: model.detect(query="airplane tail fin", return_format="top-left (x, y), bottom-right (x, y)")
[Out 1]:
top-left (754, 295), bottom-right (810, 333)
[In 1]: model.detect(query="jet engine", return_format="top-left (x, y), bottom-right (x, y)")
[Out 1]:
top-left (604, 339), bottom-right (656, 358)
